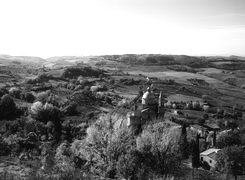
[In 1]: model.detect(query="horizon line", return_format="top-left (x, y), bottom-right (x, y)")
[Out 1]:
top-left (1, 53), bottom-right (245, 60)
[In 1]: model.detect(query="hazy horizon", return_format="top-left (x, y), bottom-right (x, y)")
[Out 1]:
top-left (1, 0), bottom-right (245, 58)
top-left (1, 53), bottom-right (245, 60)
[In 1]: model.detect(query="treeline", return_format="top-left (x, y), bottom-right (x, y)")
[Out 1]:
top-left (62, 66), bottom-right (106, 78)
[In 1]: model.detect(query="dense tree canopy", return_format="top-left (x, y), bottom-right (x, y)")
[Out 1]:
top-left (216, 130), bottom-right (241, 149)
top-left (216, 145), bottom-right (245, 180)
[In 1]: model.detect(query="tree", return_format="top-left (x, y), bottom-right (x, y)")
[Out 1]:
top-left (0, 94), bottom-right (17, 119)
top-left (20, 92), bottom-right (35, 103)
top-left (73, 116), bottom-right (134, 179)
top-left (62, 102), bottom-right (78, 116)
top-left (117, 148), bottom-right (147, 180)
top-left (179, 124), bottom-right (189, 159)
top-left (9, 87), bottom-right (21, 98)
top-left (216, 130), bottom-right (241, 148)
top-left (36, 91), bottom-right (50, 104)
top-left (216, 145), bottom-right (245, 180)
top-left (0, 88), bottom-right (8, 98)
top-left (192, 134), bottom-right (200, 168)
top-left (31, 102), bottom-right (62, 143)
top-left (53, 142), bottom-right (76, 178)
top-left (136, 121), bottom-right (183, 178)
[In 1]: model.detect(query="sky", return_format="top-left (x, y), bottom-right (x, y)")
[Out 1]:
top-left (0, 0), bottom-right (245, 58)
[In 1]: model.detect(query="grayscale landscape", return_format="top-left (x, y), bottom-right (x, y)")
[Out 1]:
top-left (1, 0), bottom-right (245, 180)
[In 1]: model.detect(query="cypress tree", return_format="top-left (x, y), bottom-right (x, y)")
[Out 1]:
top-left (192, 134), bottom-right (200, 168)
top-left (179, 124), bottom-right (189, 159)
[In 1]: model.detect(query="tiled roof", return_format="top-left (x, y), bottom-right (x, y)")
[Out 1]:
top-left (200, 148), bottom-right (220, 157)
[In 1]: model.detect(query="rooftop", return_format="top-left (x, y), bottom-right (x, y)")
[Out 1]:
top-left (200, 148), bottom-right (220, 156)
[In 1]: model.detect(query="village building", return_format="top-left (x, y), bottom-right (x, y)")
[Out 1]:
top-left (200, 148), bottom-right (220, 169)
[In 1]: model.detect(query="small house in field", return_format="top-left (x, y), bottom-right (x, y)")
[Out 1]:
top-left (200, 148), bottom-right (220, 169)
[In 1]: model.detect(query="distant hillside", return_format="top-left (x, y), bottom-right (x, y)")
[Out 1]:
top-left (45, 56), bottom-right (103, 68)
top-left (1, 54), bottom-right (245, 70)
top-left (97, 54), bottom-right (245, 70)
top-left (45, 54), bottom-right (245, 70)
top-left (0, 55), bottom-right (46, 65)
top-left (99, 54), bottom-right (204, 65)
top-left (46, 56), bottom-right (98, 63)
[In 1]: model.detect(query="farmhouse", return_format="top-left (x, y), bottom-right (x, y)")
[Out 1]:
top-left (200, 148), bottom-right (220, 169)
